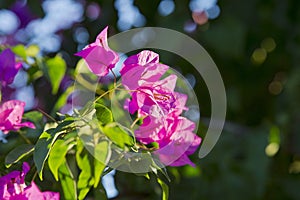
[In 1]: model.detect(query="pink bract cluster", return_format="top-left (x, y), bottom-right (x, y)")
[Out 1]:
top-left (76, 27), bottom-right (201, 167)
top-left (0, 100), bottom-right (35, 134)
top-left (0, 49), bottom-right (35, 135)
top-left (0, 163), bottom-right (59, 200)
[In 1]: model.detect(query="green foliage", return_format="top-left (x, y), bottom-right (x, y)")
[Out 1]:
top-left (95, 103), bottom-right (113, 125)
top-left (34, 119), bottom-right (74, 180)
top-left (48, 139), bottom-right (71, 181)
top-left (93, 140), bottom-right (110, 188)
top-left (23, 111), bottom-right (43, 124)
top-left (103, 123), bottom-right (134, 148)
top-left (58, 160), bottom-right (77, 200)
top-left (34, 131), bottom-right (53, 180)
top-left (76, 140), bottom-right (95, 200)
top-left (5, 144), bottom-right (34, 168)
top-left (157, 178), bottom-right (169, 200)
top-left (26, 45), bottom-right (40, 57)
top-left (11, 44), bottom-right (26, 60)
top-left (45, 54), bottom-right (67, 94)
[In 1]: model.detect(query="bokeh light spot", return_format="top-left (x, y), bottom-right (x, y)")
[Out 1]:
top-left (86, 3), bottom-right (101, 20)
top-left (192, 11), bottom-right (208, 25)
top-left (206, 4), bottom-right (220, 19)
top-left (184, 21), bottom-right (197, 32)
top-left (0, 9), bottom-right (20, 35)
top-left (158, 0), bottom-right (175, 16)
top-left (261, 37), bottom-right (276, 52)
top-left (73, 27), bottom-right (89, 44)
top-left (251, 48), bottom-right (267, 64)
top-left (265, 143), bottom-right (279, 157)
top-left (289, 161), bottom-right (300, 174)
top-left (268, 81), bottom-right (283, 95)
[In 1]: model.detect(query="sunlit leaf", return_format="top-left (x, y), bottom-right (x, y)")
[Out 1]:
top-left (26, 45), bottom-right (40, 57)
top-left (95, 103), bottom-right (113, 125)
top-left (34, 120), bottom-right (74, 180)
top-left (45, 54), bottom-right (67, 94)
top-left (94, 140), bottom-right (110, 188)
top-left (11, 44), bottom-right (26, 60)
top-left (103, 123), bottom-right (134, 148)
top-left (58, 160), bottom-right (77, 200)
top-left (76, 139), bottom-right (94, 200)
top-left (157, 178), bottom-right (169, 200)
top-left (48, 139), bottom-right (70, 181)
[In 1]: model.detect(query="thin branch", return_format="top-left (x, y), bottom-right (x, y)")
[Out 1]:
top-left (37, 108), bottom-right (57, 123)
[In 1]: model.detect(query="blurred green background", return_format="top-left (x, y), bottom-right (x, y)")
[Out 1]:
top-left (1, 0), bottom-right (300, 199)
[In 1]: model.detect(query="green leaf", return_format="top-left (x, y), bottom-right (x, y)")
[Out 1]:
top-left (34, 131), bottom-right (52, 180)
top-left (48, 139), bottom-right (70, 181)
top-left (55, 119), bottom-right (75, 131)
top-left (103, 123), bottom-right (134, 148)
top-left (52, 85), bottom-right (75, 115)
top-left (58, 160), bottom-right (77, 200)
top-left (129, 153), bottom-right (153, 174)
top-left (5, 144), bottom-right (34, 168)
top-left (33, 120), bottom-right (72, 180)
top-left (157, 178), bottom-right (169, 200)
top-left (94, 140), bottom-right (110, 188)
top-left (95, 103), bottom-right (113, 125)
top-left (26, 45), bottom-right (40, 57)
top-left (23, 111), bottom-right (43, 124)
top-left (11, 44), bottom-right (27, 60)
top-left (76, 140), bottom-right (94, 200)
top-left (45, 55), bottom-right (67, 94)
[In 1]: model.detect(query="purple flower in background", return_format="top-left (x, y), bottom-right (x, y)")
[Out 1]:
top-left (75, 27), bottom-right (119, 77)
top-left (0, 162), bottom-right (60, 200)
top-left (0, 100), bottom-right (35, 134)
top-left (0, 49), bottom-right (22, 87)
top-left (10, 1), bottom-right (35, 28)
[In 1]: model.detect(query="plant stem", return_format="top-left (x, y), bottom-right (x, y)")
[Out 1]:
top-left (130, 117), bottom-right (141, 129)
top-left (110, 69), bottom-right (117, 87)
top-left (93, 83), bottom-right (121, 104)
top-left (37, 108), bottom-right (57, 122)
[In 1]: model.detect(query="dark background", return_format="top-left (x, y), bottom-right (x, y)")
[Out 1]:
top-left (1, 0), bottom-right (300, 199)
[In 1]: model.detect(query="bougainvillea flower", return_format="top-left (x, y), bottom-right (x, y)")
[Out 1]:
top-left (134, 107), bottom-right (167, 144)
top-left (121, 63), bottom-right (169, 91)
top-left (135, 111), bottom-right (201, 167)
top-left (0, 49), bottom-right (22, 87)
top-left (120, 50), bottom-right (160, 75)
top-left (125, 75), bottom-right (187, 116)
top-left (75, 26), bottom-right (119, 77)
top-left (21, 182), bottom-right (60, 200)
top-left (0, 100), bottom-right (35, 134)
top-left (0, 162), bottom-right (60, 200)
top-left (155, 116), bottom-right (201, 167)
top-left (121, 50), bottom-right (169, 90)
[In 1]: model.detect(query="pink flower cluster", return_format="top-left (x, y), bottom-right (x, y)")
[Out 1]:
top-left (0, 163), bottom-right (59, 200)
top-left (0, 49), bottom-right (35, 135)
top-left (121, 51), bottom-right (201, 167)
top-left (76, 27), bottom-right (201, 167)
